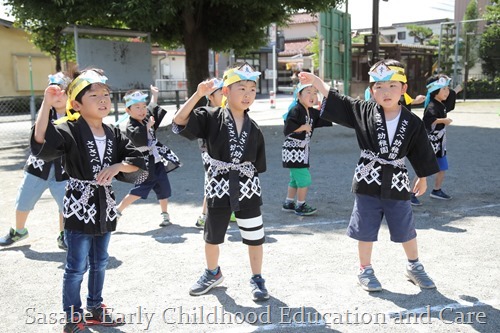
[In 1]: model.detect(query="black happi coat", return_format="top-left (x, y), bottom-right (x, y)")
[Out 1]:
top-left (282, 103), bottom-right (332, 168)
top-left (321, 89), bottom-right (439, 200)
top-left (31, 117), bottom-right (148, 235)
top-left (126, 102), bottom-right (181, 175)
top-left (24, 108), bottom-right (68, 181)
top-left (422, 90), bottom-right (456, 158)
top-left (173, 107), bottom-right (266, 211)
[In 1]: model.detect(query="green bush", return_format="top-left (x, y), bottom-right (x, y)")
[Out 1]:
top-left (465, 77), bottom-right (500, 99)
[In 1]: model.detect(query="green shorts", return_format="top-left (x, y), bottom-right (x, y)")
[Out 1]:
top-left (288, 168), bottom-right (312, 188)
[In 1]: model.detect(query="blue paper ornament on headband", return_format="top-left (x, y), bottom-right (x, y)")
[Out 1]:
top-left (123, 91), bottom-right (148, 108)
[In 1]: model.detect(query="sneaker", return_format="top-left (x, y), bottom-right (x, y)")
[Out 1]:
top-left (195, 214), bottom-right (206, 228)
top-left (405, 262), bottom-right (436, 289)
top-left (85, 304), bottom-right (125, 327)
top-left (250, 275), bottom-right (270, 301)
top-left (159, 212), bottom-right (172, 227)
top-left (0, 228), bottom-right (29, 246)
top-left (230, 212), bottom-right (237, 222)
top-left (63, 317), bottom-right (90, 333)
top-left (57, 231), bottom-right (68, 250)
top-left (357, 266), bottom-right (383, 292)
top-left (294, 203), bottom-right (317, 216)
top-left (189, 267), bottom-right (224, 296)
top-left (430, 189), bottom-right (452, 200)
top-left (410, 193), bottom-right (422, 206)
top-left (282, 201), bottom-right (296, 212)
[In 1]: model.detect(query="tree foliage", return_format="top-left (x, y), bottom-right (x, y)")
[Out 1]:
top-left (462, 0), bottom-right (479, 72)
top-left (406, 24), bottom-right (433, 45)
top-left (7, 0), bottom-right (344, 95)
top-left (479, 0), bottom-right (500, 77)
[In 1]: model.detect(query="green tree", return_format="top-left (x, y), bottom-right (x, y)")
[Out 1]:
top-left (406, 24), bottom-right (433, 45)
top-left (462, 0), bottom-right (479, 73)
top-left (116, 1), bottom-right (343, 95)
top-left (479, 0), bottom-right (500, 77)
top-left (436, 21), bottom-right (456, 75)
top-left (5, 0), bottom-right (119, 72)
top-left (307, 33), bottom-right (321, 70)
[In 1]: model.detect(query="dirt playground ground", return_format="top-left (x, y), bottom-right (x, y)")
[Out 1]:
top-left (0, 97), bottom-right (499, 332)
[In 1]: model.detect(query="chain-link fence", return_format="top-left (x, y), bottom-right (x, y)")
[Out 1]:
top-left (0, 89), bottom-right (186, 149)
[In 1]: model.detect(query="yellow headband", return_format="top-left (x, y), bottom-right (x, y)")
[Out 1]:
top-left (58, 70), bottom-right (108, 123)
top-left (369, 64), bottom-right (407, 83)
top-left (223, 63), bottom-right (261, 87)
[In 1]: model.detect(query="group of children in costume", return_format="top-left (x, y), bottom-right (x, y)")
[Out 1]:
top-left (0, 57), bottom-right (459, 332)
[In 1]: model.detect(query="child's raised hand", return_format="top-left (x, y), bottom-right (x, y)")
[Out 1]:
top-left (150, 85), bottom-right (159, 99)
top-left (44, 85), bottom-right (65, 105)
top-left (196, 79), bottom-right (217, 97)
top-left (298, 72), bottom-right (315, 85)
top-left (147, 115), bottom-right (155, 129)
top-left (444, 118), bottom-right (453, 126)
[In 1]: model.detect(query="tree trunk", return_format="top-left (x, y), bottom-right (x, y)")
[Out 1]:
top-left (182, 4), bottom-right (209, 107)
top-left (55, 52), bottom-right (62, 72)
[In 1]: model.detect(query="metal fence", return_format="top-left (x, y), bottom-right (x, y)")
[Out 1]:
top-left (0, 89), bottom-right (186, 149)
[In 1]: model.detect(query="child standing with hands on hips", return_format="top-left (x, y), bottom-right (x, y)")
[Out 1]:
top-left (299, 60), bottom-right (439, 292)
top-left (116, 85), bottom-right (181, 227)
top-left (31, 68), bottom-right (147, 333)
top-left (173, 63), bottom-right (269, 302)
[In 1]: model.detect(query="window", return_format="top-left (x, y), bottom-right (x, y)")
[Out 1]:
top-left (397, 31), bottom-right (406, 40)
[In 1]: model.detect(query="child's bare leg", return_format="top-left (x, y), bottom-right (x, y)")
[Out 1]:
top-left (159, 198), bottom-right (168, 213)
top-left (116, 194), bottom-right (141, 213)
top-left (296, 187), bottom-right (309, 202)
top-left (358, 241), bottom-right (373, 266)
top-left (286, 186), bottom-right (297, 201)
top-left (433, 170), bottom-right (445, 190)
top-left (15, 210), bottom-right (30, 230)
top-left (402, 238), bottom-right (418, 261)
top-left (205, 243), bottom-right (220, 270)
top-left (58, 212), bottom-right (64, 232)
top-left (202, 196), bottom-right (207, 215)
top-left (248, 245), bottom-right (263, 275)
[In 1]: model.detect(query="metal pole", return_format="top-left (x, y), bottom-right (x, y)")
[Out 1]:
top-left (272, 43), bottom-right (277, 99)
top-left (29, 56), bottom-right (36, 124)
top-left (453, 22), bottom-right (460, 89)
top-left (372, 0), bottom-right (380, 62)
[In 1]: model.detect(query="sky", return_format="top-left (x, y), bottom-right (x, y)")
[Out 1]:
top-left (342, 0), bottom-right (455, 29)
top-left (1, 1), bottom-right (455, 28)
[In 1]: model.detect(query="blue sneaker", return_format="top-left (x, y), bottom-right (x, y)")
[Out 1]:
top-left (0, 228), bottom-right (29, 246)
top-left (282, 201), bottom-right (296, 212)
top-left (410, 193), bottom-right (422, 206)
top-left (430, 189), bottom-right (452, 200)
top-left (358, 266), bottom-right (382, 292)
top-left (250, 275), bottom-right (270, 301)
top-left (405, 262), bottom-right (436, 289)
top-left (189, 268), bottom-right (224, 296)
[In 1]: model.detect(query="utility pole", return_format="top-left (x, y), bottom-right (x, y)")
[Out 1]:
top-left (372, 0), bottom-right (380, 62)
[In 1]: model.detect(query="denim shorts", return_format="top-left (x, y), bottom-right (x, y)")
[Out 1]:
top-left (347, 194), bottom-right (417, 243)
top-left (129, 162), bottom-right (171, 200)
top-left (288, 168), bottom-right (312, 188)
top-left (15, 168), bottom-right (66, 212)
top-left (437, 156), bottom-right (449, 171)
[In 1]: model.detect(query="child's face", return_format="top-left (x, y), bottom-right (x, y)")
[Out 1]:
top-left (224, 81), bottom-right (257, 112)
top-left (370, 81), bottom-right (407, 112)
top-left (126, 102), bottom-right (148, 121)
top-left (434, 86), bottom-right (450, 102)
top-left (208, 89), bottom-right (224, 107)
top-left (73, 84), bottom-right (111, 120)
top-left (298, 87), bottom-right (318, 109)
